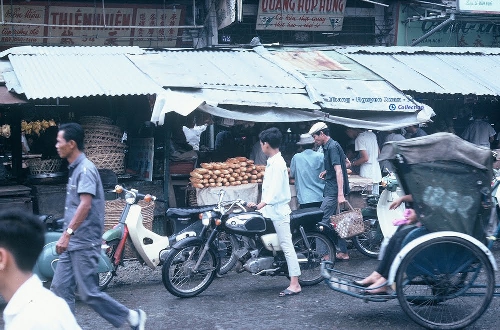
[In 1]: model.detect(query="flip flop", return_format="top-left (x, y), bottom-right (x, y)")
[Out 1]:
top-left (335, 253), bottom-right (350, 261)
top-left (352, 280), bottom-right (370, 288)
top-left (279, 289), bottom-right (301, 297)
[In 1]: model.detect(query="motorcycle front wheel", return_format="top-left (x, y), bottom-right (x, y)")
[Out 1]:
top-left (162, 243), bottom-right (217, 298)
top-left (293, 232), bottom-right (335, 286)
top-left (98, 239), bottom-right (119, 291)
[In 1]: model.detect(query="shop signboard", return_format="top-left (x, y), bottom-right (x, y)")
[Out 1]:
top-left (256, 0), bottom-right (346, 31)
top-left (395, 3), bottom-right (500, 47)
top-left (0, 4), bottom-right (45, 44)
top-left (457, 0), bottom-right (500, 14)
top-left (127, 138), bottom-right (154, 181)
top-left (1, 2), bottom-right (184, 47)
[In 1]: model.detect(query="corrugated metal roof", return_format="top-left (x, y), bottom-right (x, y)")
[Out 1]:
top-left (336, 46), bottom-right (500, 55)
top-left (7, 53), bottom-right (163, 99)
top-left (0, 46), bottom-right (145, 57)
top-left (346, 52), bottom-right (500, 95)
top-left (269, 48), bottom-right (431, 114)
top-left (129, 49), bottom-right (305, 89)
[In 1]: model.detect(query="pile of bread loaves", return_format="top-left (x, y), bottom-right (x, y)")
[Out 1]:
top-left (190, 157), bottom-right (265, 189)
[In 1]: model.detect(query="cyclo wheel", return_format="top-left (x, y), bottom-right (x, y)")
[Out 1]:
top-left (352, 218), bottom-right (382, 259)
top-left (215, 232), bottom-right (239, 276)
top-left (396, 236), bottom-right (494, 330)
top-left (98, 239), bottom-right (119, 291)
top-left (293, 232), bottom-right (335, 286)
top-left (162, 243), bottom-right (217, 298)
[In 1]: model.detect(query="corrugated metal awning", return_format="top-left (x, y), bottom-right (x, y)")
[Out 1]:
top-left (4, 48), bottom-right (164, 99)
top-left (337, 46), bottom-right (500, 96)
top-left (0, 86), bottom-right (26, 105)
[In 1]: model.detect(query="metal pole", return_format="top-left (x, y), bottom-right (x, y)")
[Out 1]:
top-left (411, 13), bottom-right (455, 46)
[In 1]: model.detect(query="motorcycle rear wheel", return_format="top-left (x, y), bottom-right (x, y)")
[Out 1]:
top-left (352, 218), bottom-right (383, 259)
top-left (215, 232), bottom-right (239, 276)
top-left (162, 243), bottom-right (217, 298)
top-left (293, 232), bottom-right (335, 286)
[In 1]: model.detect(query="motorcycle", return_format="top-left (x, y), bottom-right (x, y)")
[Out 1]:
top-left (99, 185), bottom-right (239, 289)
top-left (34, 185), bottom-right (239, 290)
top-left (33, 216), bottom-right (113, 287)
top-left (350, 172), bottom-right (403, 258)
top-left (161, 190), bottom-right (335, 298)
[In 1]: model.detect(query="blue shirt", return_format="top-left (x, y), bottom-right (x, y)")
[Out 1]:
top-left (260, 152), bottom-right (291, 220)
top-left (290, 149), bottom-right (325, 205)
top-left (64, 153), bottom-right (105, 251)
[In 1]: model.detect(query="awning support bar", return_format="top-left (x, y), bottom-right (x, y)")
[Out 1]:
top-left (411, 13), bottom-right (455, 46)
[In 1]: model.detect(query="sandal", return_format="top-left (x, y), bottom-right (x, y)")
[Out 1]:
top-left (335, 253), bottom-right (350, 261)
top-left (279, 289), bottom-right (301, 297)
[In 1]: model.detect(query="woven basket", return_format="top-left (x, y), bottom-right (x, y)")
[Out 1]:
top-left (80, 116), bottom-right (113, 126)
top-left (86, 143), bottom-right (126, 156)
top-left (104, 199), bottom-right (155, 259)
top-left (27, 158), bottom-right (62, 175)
top-left (83, 124), bottom-right (123, 145)
top-left (87, 152), bottom-right (125, 174)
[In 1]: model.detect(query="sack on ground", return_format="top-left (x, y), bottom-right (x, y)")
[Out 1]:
top-left (330, 201), bottom-right (364, 239)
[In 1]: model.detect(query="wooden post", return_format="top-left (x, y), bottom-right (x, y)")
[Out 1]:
top-left (10, 107), bottom-right (23, 183)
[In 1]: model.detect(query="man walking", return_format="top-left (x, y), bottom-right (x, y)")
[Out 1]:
top-left (0, 209), bottom-right (81, 329)
top-left (290, 134), bottom-right (325, 209)
top-left (51, 123), bottom-right (146, 329)
top-left (309, 122), bottom-right (350, 260)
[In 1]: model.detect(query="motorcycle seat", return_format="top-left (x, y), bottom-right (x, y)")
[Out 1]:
top-left (166, 205), bottom-right (216, 218)
top-left (290, 207), bottom-right (324, 228)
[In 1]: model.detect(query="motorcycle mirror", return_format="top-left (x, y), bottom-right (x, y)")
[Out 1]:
top-left (114, 185), bottom-right (124, 194)
top-left (217, 190), bottom-right (225, 205)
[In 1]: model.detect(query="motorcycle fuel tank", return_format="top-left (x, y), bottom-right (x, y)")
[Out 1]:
top-left (225, 212), bottom-right (266, 233)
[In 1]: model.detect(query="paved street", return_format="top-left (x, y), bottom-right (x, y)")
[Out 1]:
top-left (51, 246), bottom-right (500, 330)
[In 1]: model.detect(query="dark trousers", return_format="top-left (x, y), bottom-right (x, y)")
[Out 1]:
top-left (376, 226), bottom-right (416, 279)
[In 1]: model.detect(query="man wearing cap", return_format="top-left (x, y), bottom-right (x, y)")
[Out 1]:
top-left (290, 134), bottom-right (325, 209)
top-left (309, 122), bottom-right (351, 260)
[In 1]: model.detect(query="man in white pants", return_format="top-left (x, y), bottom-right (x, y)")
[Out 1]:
top-left (248, 127), bottom-right (301, 296)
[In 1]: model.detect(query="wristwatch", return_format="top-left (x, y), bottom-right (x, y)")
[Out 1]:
top-left (66, 228), bottom-right (75, 235)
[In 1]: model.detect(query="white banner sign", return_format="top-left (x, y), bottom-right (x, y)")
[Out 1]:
top-left (256, 0), bottom-right (346, 31)
top-left (457, 0), bottom-right (500, 14)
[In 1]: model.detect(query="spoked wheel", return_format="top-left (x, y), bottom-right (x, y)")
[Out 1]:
top-left (396, 236), bottom-right (495, 330)
top-left (215, 232), bottom-right (239, 276)
top-left (352, 218), bottom-right (382, 258)
top-left (162, 243), bottom-right (217, 298)
top-left (98, 240), bottom-right (119, 291)
top-left (293, 232), bottom-right (335, 286)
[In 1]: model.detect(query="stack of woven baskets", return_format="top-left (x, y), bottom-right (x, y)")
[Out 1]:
top-left (80, 116), bottom-right (126, 174)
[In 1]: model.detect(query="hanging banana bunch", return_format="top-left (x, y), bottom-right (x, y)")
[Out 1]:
top-left (21, 120), bottom-right (57, 136)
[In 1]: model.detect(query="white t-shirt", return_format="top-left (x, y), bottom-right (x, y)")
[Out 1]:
top-left (355, 131), bottom-right (382, 183)
top-left (3, 275), bottom-right (81, 330)
top-left (182, 124), bottom-right (207, 151)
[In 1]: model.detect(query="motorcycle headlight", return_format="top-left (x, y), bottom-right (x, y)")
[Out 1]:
top-left (201, 211), bottom-right (212, 226)
top-left (125, 191), bottom-right (137, 204)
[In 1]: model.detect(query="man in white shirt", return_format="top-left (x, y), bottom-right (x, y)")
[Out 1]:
top-left (346, 128), bottom-right (382, 195)
top-left (0, 209), bottom-right (81, 330)
top-left (182, 123), bottom-right (208, 151)
top-left (248, 127), bottom-right (301, 297)
top-left (462, 112), bottom-right (496, 148)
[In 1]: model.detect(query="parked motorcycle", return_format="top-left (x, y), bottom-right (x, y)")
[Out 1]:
top-left (100, 185), bottom-right (239, 289)
top-left (351, 173), bottom-right (402, 258)
top-left (33, 216), bottom-right (113, 287)
top-left (161, 190), bottom-right (335, 298)
top-left (34, 185), bottom-right (239, 290)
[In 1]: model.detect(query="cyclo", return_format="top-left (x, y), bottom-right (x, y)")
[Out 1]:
top-left (321, 133), bottom-right (499, 330)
